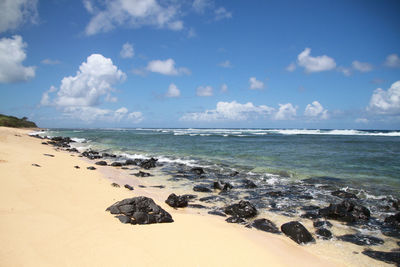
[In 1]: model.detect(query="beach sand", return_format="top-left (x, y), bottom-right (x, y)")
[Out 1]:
top-left (0, 127), bottom-right (358, 266)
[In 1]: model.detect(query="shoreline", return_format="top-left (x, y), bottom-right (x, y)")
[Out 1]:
top-left (0, 126), bottom-right (395, 266)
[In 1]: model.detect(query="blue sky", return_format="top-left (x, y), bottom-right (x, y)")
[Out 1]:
top-left (0, 0), bottom-right (399, 129)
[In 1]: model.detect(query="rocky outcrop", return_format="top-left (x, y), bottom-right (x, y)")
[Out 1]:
top-left (81, 150), bottom-right (102, 160)
top-left (213, 181), bottom-right (233, 192)
top-left (140, 158), bottom-right (158, 169)
top-left (281, 221), bottom-right (315, 244)
top-left (106, 196), bottom-right (173, 224)
top-left (337, 234), bottom-right (384, 246)
top-left (165, 193), bottom-right (188, 208)
top-left (315, 228), bottom-right (332, 239)
top-left (224, 200), bottom-right (257, 219)
top-left (318, 200), bottom-right (370, 223)
top-left (384, 212), bottom-right (400, 228)
top-left (362, 250), bottom-right (400, 266)
top-left (190, 167), bottom-right (205, 175)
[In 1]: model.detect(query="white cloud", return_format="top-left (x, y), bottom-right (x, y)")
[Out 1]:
top-left (218, 60), bottom-right (232, 68)
top-left (274, 103), bottom-right (297, 120)
top-left (220, 83), bottom-right (228, 93)
top-left (128, 111), bottom-right (144, 123)
top-left (384, 54), bottom-right (400, 68)
top-left (41, 58), bottom-right (61, 65)
top-left (84, 0), bottom-right (184, 35)
top-left (352, 60), bottom-right (373, 72)
top-left (249, 77), bottom-right (264, 90)
top-left (304, 101), bottom-right (328, 120)
top-left (337, 66), bottom-right (352, 76)
top-left (286, 62), bottom-right (296, 72)
top-left (196, 85), bottom-right (213, 96)
top-left (146, 58), bottom-right (190, 76)
top-left (62, 106), bottom-right (143, 123)
top-left (0, 35), bottom-right (35, 83)
top-left (0, 0), bottom-right (38, 33)
top-left (40, 86), bottom-right (57, 106)
top-left (181, 101), bottom-right (274, 121)
top-left (297, 48), bottom-right (336, 73)
top-left (368, 80), bottom-right (400, 115)
top-left (120, 42), bottom-right (134, 58)
top-left (214, 7), bottom-right (232, 20)
top-left (166, 83), bottom-right (180, 98)
top-left (192, 0), bottom-right (211, 13)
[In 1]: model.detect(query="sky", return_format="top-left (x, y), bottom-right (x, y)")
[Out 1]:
top-left (0, 0), bottom-right (400, 129)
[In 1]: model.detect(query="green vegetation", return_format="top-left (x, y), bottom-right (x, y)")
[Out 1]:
top-left (0, 114), bottom-right (37, 128)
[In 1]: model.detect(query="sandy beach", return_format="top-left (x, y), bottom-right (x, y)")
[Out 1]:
top-left (0, 126), bottom-right (389, 267)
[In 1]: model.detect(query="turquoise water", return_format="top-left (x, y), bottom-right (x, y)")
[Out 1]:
top-left (44, 128), bottom-right (400, 197)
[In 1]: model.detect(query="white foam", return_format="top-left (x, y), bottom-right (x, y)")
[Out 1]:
top-left (71, 137), bottom-right (86, 143)
top-left (28, 130), bottom-right (47, 136)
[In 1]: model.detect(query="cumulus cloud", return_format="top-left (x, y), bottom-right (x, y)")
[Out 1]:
top-left (0, 35), bottom-right (35, 83)
top-left (120, 42), bottom-right (134, 58)
top-left (286, 62), bottom-right (296, 72)
top-left (384, 54), bottom-right (400, 68)
top-left (62, 106), bottom-right (143, 123)
top-left (304, 101), bottom-right (328, 120)
top-left (166, 83), bottom-right (180, 98)
top-left (214, 7), bottom-right (232, 20)
top-left (218, 60), bottom-right (232, 68)
top-left (220, 83), bottom-right (228, 93)
top-left (0, 0), bottom-right (38, 33)
top-left (84, 0), bottom-right (184, 35)
top-left (274, 103), bottom-right (297, 120)
top-left (181, 101), bottom-right (274, 121)
top-left (196, 85), bottom-right (213, 96)
top-left (249, 77), bottom-right (264, 90)
top-left (192, 0), bottom-right (212, 13)
top-left (352, 60), bottom-right (373, 72)
top-left (368, 80), bottom-right (400, 115)
top-left (146, 58), bottom-right (190, 76)
top-left (297, 48), bottom-right (336, 73)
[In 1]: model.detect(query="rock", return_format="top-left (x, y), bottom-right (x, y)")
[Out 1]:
top-left (251, 218), bottom-right (281, 234)
top-left (300, 212), bottom-right (321, 220)
top-left (132, 171), bottom-right (151, 177)
top-left (101, 153), bottom-right (116, 158)
top-left (242, 179), bottom-right (257, 188)
top-left (43, 153), bottom-right (55, 157)
top-left (281, 221), bottom-right (315, 244)
top-left (138, 185), bottom-right (146, 188)
top-left (301, 205), bottom-right (320, 211)
top-left (182, 194), bottom-right (197, 200)
top-left (111, 162), bottom-right (123, 167)
top-left (265, 191), bottom-right (284, 198)
top-left (362, 250), bottom-right (400, 266)
top-left (124, 184), bottom-right (134, 190)
top-left (81, 150), bottom-right (102, 160)
top-left (140, 158), bottom-right (158, 169)
top-left (213, 181), bottom-right (233, 192)
top-left (95, 161), bottom-right (108, 166)
top-left (384, 212), bottom-right (400, 228)
top-left (315, 228), bottom-right (332, 239)
top-left (188, 204), bottom-right (208, 209)
top-left (337, 234), bottom-right (384, 246)
top-left (111, 183), bottom-right (120, 187)
top-left (230, 171), bottom-right (239, 177)
top-left (193, 185), bottom-right (212, 193)
top-left (106, 196), bottom-right (173, 224)
top-left (32, 163), bottom-right (41, 167)
top-left (208, 210), bottom-right (227, 217)
top-left (226, 216), bottom-right (246, 224)
top-left (41, 142), bottom-right (48, 145)
top-left (191, 167), bottom-right (205, 175)
top-left (224, 200), bottom-right (257, 219)
top-left (313, 220), bottom-right (333, 228)
top-left (331, 190), bottom-right (358, 199)
top-left (124, 159), bottom-right (138, 165)
top-left (66, 148), bottom-right (79, 153)
top-left (318, 200), bottom-right (370, 223)
top-left (115, 215), bottom-right (131, 224)
top-left (121, 167), bottom-right (129, 170)
top-left (165, 193), bottom-right (188, 208)
top-left (74, 165), bottom-right (80, 169)
top-left (199, 195), bottom-right (220, 202)
top-left (151, 185), bottom-right (165, 189)
top-left (86, 166), bottom-right (96, 170)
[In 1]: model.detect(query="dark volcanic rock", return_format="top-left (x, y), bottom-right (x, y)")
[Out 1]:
top-left (191, 167), bottom-right (205, 175)
top-left (102, 153), bottom-right (117, 158)
top-left (315, 228), bottom-right (332, 239)
top-left (124, 159), bottom-right (136, 165)
top-left (81, 150), bottom-right (102, 160)
top-left (86, 166), bottom-right (96, 170)
top-left (242, 179), bottom-right (257, 188)
top-left (165, 193), bottom-right (188, 208)
top-left (111, 183), bottom-right (120, 187)
top-left (199, 195), bottom-right (220, 202)
top-left (226, 216), bottom-right (246, 224)
top-left (41, 142), bottom-right (48, 145)
top-left (133, 171), bottom-right (151, 177)
top-left (188, 204), bottom-right (208, 209)
top-left (124, 184), bottom-right (134, 190)
top-left (301, 212), bottom-right (321, 220)
top-left (193, 185), bottom-right (212, 193)
top-left (208, 210), bottom-right (227, 217)
top-left (32, 163), bottom-right (41, 167)
top-left (301, 205), bottom-right (320, 211)
top-left (331, 190), bottom-right (358, 199)
top-left (251, 218), bottom-right (281, 234)
top-left (74, 165), bottom-right (80, 169)
top-left (182, 194), bottom-right (197, 200)
top-left (66, 148), bottom-right (79, 153)
top-left (43, 153), bottom-right (55, 157)
top-left (151, 185), bottom-right (165, 189)
top-left (362, 250), bottom-right (400, 266)
top-left (313, 220), bottom-right (333, 228)
top-left (95, 161), bottom-right (108, 166)
top-left (224, 200), bottom-right (257, 219)
top-left (265, 191), bottom-right (284, 198)
top-left (106, 196), bottom-right (173, 224)
top-left (111, 162), bottom-right (123, 167)
top-left (213, 181), bottom-right (233, 192)
top-left (337, 234), bottom-right (384, 246)
top-left (115, 215), bottom-right (131, 224)
top-left (140, 158), bottom-right (158, 169)
top-left (384, 212), bottom-right (400, 228)
top-left (318, 200), bottom-right (370, 223)
top-left (281, 221), bottom-right (315, 244)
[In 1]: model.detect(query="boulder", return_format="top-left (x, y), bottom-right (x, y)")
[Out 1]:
top-left (193, 185), bottom-right (212, 193)
top-left (315, 228), bottom-right (332, 239)
top-left (111, 162), bottom-right (123, 167)
top-left (125, 159), bottom-right (136, 165)
top-left (188, 204), bottom-right (208, 209)
top-left (191, 167), bottom-right (205, 175)
top-left (95, 161), bottom-right (108, 166)
top-left (362, 250), bottom-right (400, 266)
top-left (281, 221), bottom-right (315, 244)
top-left (165, 193), bottom-right (188, 208)
top-left (337, 234), bottom-right (384, 246)
top-left (140, 158), bottom-right (158, 169)
top-left (86, 166), bottom-right (96, 170)
top-left (242, 179), bottom-right (257, 188)
top-left (226, 216), bottom-right (246, 224)
top-left (213, 181), bottom-right (233, 192)
top-left (384, 212), bottom-right (400, 228)
top-left (81, 150), bottom-right (102, 160)
top-left (251, 218), bottom-right (280, 234)
top-left (331, 190), bottom-right (358, 199)
top-left (111, 183), bottom-right (120, 187)
top-left (224, 200), bottom-right (257, 219)
top-left (208, 210), bottom-right (227, 217)
top-left (124, 184), bottom-right (134, 190)
top-left (133, 171), bottom-right (151, 177)
top-left (102, 153), bottom-right (117, 158)
top-left (313, 220), bottom-right (333, 228)
top-left (318, 200), bottom-right (370, 223)
top-left (106, 196), bottom-right (173, 224)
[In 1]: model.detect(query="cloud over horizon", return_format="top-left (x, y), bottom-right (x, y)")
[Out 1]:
top-left (297, 48), bottom-right (336, 73)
